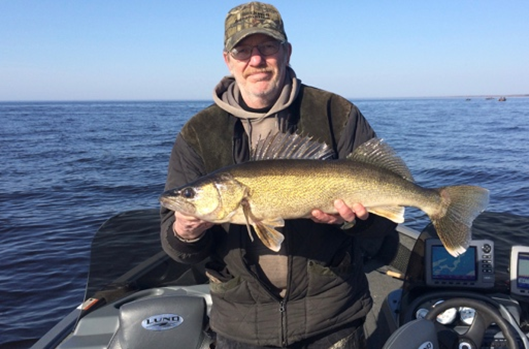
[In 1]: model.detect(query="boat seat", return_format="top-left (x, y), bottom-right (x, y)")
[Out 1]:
top-left (382, 319), bottom-right (438, 349)
top-left (107, 295), bottom-right (213, 349)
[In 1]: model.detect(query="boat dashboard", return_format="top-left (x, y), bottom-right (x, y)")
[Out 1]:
top-left (381, 219), bottom-right (529, 349)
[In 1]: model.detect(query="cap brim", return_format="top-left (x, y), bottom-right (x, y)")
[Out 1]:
top-left (225, 28), bottom-right (286, 51)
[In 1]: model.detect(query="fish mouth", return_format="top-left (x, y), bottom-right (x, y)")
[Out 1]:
top-left (159, 195), bottom-right (178, 211)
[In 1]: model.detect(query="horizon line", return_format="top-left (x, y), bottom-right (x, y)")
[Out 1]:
top-left (1, 94), bottom-right (528, 103)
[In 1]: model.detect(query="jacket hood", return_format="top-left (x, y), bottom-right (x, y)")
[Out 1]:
top-left (212, 66), bottom-right (301, 121)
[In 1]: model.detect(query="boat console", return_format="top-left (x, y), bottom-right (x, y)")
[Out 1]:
top-left (30, 210), bottom-right (529, 349)
top-left (381, 217), bottom-right (529, 349)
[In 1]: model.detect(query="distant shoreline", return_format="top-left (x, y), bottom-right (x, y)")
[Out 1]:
top-left (454, 94), bottom-right (529, 98)
top-left (351, 94), bottom-right (529, 100)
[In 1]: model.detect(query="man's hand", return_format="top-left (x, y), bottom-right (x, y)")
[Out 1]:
top-left (311, 200), bottom-right (369, 225)
top-left (172, 211), bottom-right (214, 240)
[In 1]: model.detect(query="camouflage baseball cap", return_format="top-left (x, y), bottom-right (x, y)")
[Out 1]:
top-left (224, 2), bottom-right (287, 51)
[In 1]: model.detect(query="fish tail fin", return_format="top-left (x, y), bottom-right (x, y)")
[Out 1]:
top-left (431, 185), bottom-right (489, 257)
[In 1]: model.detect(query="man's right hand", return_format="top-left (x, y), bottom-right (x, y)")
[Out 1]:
top-left (172, 211), bottom-right (214, 241)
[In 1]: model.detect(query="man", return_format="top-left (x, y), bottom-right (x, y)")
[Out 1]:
top-left (160, 2), bottom-right (396, 348)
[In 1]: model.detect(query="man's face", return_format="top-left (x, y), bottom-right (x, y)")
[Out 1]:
top-left (224, 33), bottom-right (292, 108)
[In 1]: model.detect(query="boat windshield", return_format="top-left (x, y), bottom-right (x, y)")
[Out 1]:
top-left (80, 209), bottom-right (208, 317)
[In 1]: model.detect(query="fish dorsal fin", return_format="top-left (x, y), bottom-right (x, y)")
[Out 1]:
top-left (251, 132), bottom-right (334, 161)
top-left (348, 138), bottom-right (414, 181)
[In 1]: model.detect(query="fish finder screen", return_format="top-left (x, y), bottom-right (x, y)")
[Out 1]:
top-left (517, 252), bottom-right (529, 290)
top-left (431, 246), bottom-right (477, 281)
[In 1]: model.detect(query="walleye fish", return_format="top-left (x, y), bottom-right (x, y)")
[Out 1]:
top-left (160, 133), bottom-right (489, 257)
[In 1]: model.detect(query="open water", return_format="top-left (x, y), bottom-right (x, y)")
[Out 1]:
top-left (1, 98), bottom-right (528, 348)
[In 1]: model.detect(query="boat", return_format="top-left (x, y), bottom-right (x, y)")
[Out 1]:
top-left (30, 209), bottom-right (529, 349)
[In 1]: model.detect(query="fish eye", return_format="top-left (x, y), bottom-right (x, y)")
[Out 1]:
top-left (181, 188), bottom-right (195, 199)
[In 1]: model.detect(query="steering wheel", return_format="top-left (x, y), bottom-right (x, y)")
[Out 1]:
top-left (424, 297), bottom-right (518, 349)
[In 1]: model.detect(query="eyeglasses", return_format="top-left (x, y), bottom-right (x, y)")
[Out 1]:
top-left (229, 40), bottom-right (284, 61)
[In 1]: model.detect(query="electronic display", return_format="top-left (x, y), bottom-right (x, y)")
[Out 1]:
top-left (431, 246), bottom-right (477, 281)
top-left (425, 239), bottom-right (494, 288)
top-left (510, 246), bottom-right (529, 296)
top-left (517, 253), bottom-right (529, 290)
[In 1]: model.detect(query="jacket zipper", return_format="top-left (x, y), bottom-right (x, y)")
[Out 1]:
top-left (243, 264), bottom-right (289, 346)
top-left (280, 300), bottom-right (287, 347)
top-left (239, 227), bottom-right (292, 347)
top-left (281, 238), bottom-right (293, 347)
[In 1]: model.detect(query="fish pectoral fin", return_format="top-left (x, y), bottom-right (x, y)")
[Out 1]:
top-left (241, 201), bottom-right (255, 242)
top-left (241, 201), bottom-right (285, 252)
top-left (253, 222), bottom-right (284, 252)
top-left (369, 206), bottom-right (405, 223)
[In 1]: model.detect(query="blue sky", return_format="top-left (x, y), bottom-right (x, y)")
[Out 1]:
top-left (1, 0), bottom-right (528, 101)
